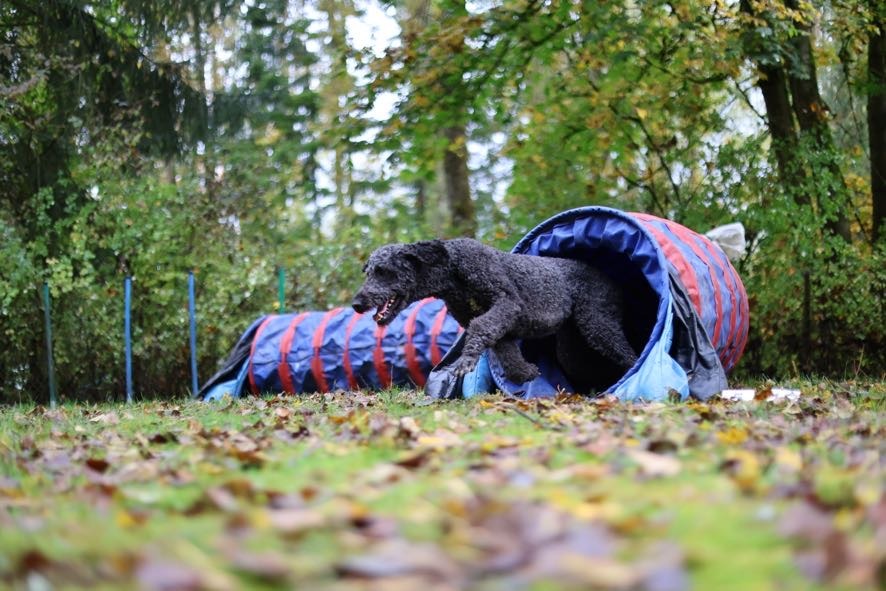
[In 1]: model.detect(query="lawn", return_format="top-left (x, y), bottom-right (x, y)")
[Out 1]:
top-left (0, 382), bottom-right (883, 590)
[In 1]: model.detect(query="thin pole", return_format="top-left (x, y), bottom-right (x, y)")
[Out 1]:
top-left (188, 271), bottom-right (199, 397)
top-left (124, 276), bottom-right (133, 403)
top-left (277, 266), bottom-right (285, 313)
top-left (42, 283), bottom-right (57, 408)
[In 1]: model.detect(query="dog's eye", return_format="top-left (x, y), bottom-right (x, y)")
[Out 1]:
top-left (376, 266), bottom-right (395, 279)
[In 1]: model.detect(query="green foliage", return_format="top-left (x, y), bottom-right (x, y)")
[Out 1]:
top-left (741, 188), bottom-right (885, 375)
top-left (0, 0), bottom-right (884, 401)
top-left (367, 0), bottom-right (883, 378)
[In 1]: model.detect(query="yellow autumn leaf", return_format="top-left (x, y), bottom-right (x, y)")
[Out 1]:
top-left (115, 510), bottom-right (139, 529)
top-left (774, 446), bottom-right (803, 472)
top-left (723, 449), bottom-right (761, 494)
top-left (716, 426), bottom-right (748, 445)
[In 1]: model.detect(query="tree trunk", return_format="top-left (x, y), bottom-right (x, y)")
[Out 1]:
top-left (163, 157), bottom-right (176, 184)
top-left (191, 3), bottom-right (214, 200)
top-left (439, 0), bottom-right (475, 237)
top-left (738, 0), bottom-right (807, 206)
top-left (869, 3), bottom-right (886, 244)
top-left (784, 0), bottom-right (852, 242)
top-left (443, 124), bottom-right (476, 236)
top-left (416, 179), bottom-right (426, 219)
top-left (404, 0), bottom-right (476, 236)
top-left (756, 63), bottom-right (806, 204)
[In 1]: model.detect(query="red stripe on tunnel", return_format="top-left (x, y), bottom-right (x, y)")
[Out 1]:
top-left (633, 214), bottom-right (704, 318)
top-left (732, 268), bottom-right (751, 369)
top-left (404, 298), bottom-right (434, 387)
top-left (248, 315), bottom-right (277, 395)
top-left (279, 312), bottom-right (310, 394)
top-left (373, 324), bottom-right (392, 388)
top-left (663, 222), bottom-right (725, 351)
top-left (697, 237), bottom-right (742, 369)
top-left (429, 305), bottom-right (450, 366)
top-left (342, 312), bottom-right (364, 390)
top-left (310, 307), bottom-right (344, 393)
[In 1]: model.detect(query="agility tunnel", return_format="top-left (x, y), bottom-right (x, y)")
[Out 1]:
top-left (199, 299), bottom-right (462, 400)
top-left (200, 206), bottom-right (748, 402)
top-left (427, 206), bottom-right (748, 402)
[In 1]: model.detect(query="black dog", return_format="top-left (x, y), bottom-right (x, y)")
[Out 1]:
top-left (352, 239), bottom-right (637, 387)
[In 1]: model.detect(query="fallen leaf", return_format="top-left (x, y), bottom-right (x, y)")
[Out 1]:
top-left (335, 539), bottom-right (461, 581)
top-left (754, 386), bottom-right (773, 401)
top-left (148, 432), bottom-right (178, 444)
top-left (394, 449), bottom-right (433, 470)
top-left (135, 558), bottom-right (206, 591)
top-left (778, 501), bottom-right (835, 543)
top-left (646, 438), bottom-right (679, 454)
top-left (267, 508), bottom-right (326, 537)
top-left (227, 549), bottom-right (291, 583)
top-left (715, 426), bottom-right (748, 445)
top-left (720, 450), bottom-right (761, 493)
top-left (90, 412), bottom-right (119, 425)
top-left (85, 457), bottom-right (111, 474)
top-left (558, 554), bottom-right (641, 589)
top-left (397, 416), bottom-right (422, 440)
top-left (626, 450), bottom-right (681, 478)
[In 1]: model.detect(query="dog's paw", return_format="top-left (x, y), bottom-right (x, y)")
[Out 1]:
top-left (451, 357), bottom-right (479, 378)
top-left (504, 363), bottom-right (540, 384)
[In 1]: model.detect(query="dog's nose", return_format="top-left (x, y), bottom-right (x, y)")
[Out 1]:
top-left (352, 292), bottom-right (370, 313)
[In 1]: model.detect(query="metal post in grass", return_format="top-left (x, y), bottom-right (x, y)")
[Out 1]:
top-left (277, 266), bottom-right (286, 313)
top-left (188, 270), bottom-right (199, 397)
top-left (42, 282), bottom-right (58, 408)
top-left (124, 275), bottom-right (133, 403)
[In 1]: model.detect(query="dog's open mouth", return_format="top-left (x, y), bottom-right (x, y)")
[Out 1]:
top-left (373, 295), bottom-right (402, 324)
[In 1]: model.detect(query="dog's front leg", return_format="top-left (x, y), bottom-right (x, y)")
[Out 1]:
top-left (493, 339), bottom-right (540, 383)
top-left (451, 300), bottom-right (520, 377)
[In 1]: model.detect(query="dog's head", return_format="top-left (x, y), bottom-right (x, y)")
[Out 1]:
top-left (352, 240), bottom-right (448, 325)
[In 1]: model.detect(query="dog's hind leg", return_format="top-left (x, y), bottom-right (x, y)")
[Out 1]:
top-left (492, 338), bottom-right (540, 384)
top-left (572, 299), bottom-right (638, 373)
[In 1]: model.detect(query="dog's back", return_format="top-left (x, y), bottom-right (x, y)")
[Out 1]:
top-left (441, 238), bottom-right (623, 335)
top-left (444, 238), bottom-right (619, 304)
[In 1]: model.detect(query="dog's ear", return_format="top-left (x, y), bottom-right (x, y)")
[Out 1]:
top-left (405, 240), bottom-right (448, 267)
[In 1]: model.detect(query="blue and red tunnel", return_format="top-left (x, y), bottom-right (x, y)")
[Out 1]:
top-left (200, 207), bottom-right (748, 401)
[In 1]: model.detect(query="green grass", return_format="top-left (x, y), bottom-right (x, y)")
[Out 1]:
top-left (0, 381), bottom-right (883, 590)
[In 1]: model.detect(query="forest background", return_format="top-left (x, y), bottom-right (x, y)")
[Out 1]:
top-left (1, 0), bottom-right (884, 402)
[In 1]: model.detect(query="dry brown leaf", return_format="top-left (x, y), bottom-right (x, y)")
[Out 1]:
top-left (227, 549), bottom-right (291, 583)
top-left (558, 554), bottom-right (641, 589)
top-left (267, 508), bottom-right (326, 537)
top-left (335, 539), bottom-right (461, 581)
top-left (626, 450), bottom-right (681, 478)
top-left (135, 558), bottom-right (206, 591)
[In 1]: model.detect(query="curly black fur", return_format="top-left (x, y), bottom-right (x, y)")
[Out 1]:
top-left (352, 238), bottom-right (637, 388)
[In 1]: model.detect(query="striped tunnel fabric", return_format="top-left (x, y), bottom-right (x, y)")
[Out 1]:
top-left (632, 214), bottom-right (749, 372)
top-left (245, 299), bottom-right (462, 394)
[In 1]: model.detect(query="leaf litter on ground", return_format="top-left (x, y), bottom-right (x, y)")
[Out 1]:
top-left (0, 381), bottom-right (883, 590)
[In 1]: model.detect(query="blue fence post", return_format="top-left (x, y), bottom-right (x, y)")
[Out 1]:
top-left (188, 270), bottom-right (199, 397)
top-left (124, 276), bottom-right (133, 403)
top-left (42, 282), bottom-right (58, 408)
